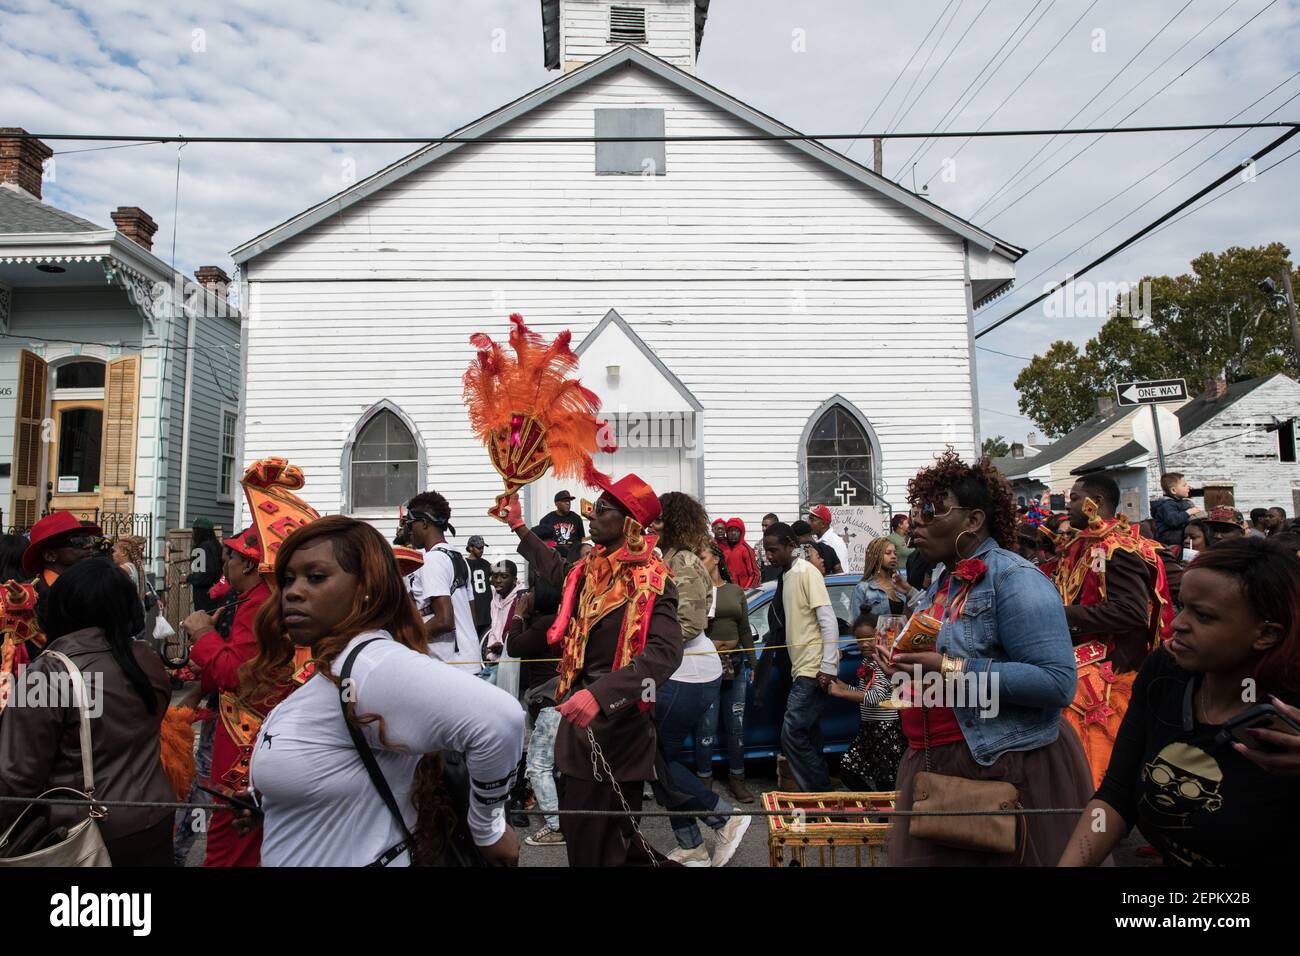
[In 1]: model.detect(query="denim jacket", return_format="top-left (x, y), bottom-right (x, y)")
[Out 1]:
top-left (851, 577), bottom-right (921, 622)
top-left (918, 536), bottom-right (1076, 766)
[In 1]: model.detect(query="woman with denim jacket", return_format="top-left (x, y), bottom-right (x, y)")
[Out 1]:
top-left (878, 450), bottom-right (1092, 866)
top-left (851, 537), bottom-right (921, 622)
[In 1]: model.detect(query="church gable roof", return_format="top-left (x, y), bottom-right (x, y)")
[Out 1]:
top-left (232, 45), bottom-right (1022, 267)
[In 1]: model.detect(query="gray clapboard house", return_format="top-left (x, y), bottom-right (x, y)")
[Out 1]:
top-left (0, 129), bottom-right (242, 572)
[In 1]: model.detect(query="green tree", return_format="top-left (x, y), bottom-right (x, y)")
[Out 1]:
top-left (981, 435), bottom-right (1011, 457)
top-left (1013, 244), bottom-right (1299, 436)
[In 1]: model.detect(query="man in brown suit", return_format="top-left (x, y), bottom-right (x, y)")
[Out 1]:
top-left (501, 473), bottom-right (683, 866)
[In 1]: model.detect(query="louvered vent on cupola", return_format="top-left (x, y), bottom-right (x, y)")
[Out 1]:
top-left (609, 5), bottom-right (647, 44)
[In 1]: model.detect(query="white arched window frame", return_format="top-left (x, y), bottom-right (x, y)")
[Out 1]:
top-left (340, 400), bottom-right (426, 515)
top-left (797, 395), bottom-right (884, 509)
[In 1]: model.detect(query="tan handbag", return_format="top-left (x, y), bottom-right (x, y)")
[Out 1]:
top-left (907, 709), bottom-right (1024, 858)
top-left (0, 651), bottom-right (112, 867)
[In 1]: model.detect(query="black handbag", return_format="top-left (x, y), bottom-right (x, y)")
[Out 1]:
top-left (338, 639), bottom-right (486, 867)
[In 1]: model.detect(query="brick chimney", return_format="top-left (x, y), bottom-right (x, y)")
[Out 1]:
top-left (110, 206), bottom-right (158, 251)
top-left (0, 128), bottom-right (53, 199)
top-left (1202, 375), bottom-right (1228, 401)
top-left (1095, 395), bottom-right (1116, 417)
top-left (1011, 442), bottom-right (1025, 459)
top-left (194, 265), bottom-right (230, 298)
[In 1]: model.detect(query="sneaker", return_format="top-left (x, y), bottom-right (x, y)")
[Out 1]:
top-left (667, 845), bottom-right (711, 867)
top-left (726, 775), bottom-right (755, 804)
top-left (525, 825), bottom-right (566, 847)
top-left (710, 813), bottom-right (752, 867)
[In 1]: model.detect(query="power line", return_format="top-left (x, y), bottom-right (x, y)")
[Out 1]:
top-left (887, 0), bottom-right (996, 168)
top-left (914, 0), bottom-right (1079, 189)
top-left (973, 123), bottom-right (1300, 340)
top-left (884, 0), bottom-right (966, 134)
top-left (11, 122), bottom-right (1297, 147)
top-left (846, 0), bottom-right (957, 157)
top-left (976, 345), bottom-right (1035, 361)
top-left (1000, 75), bottom-right (1300, 302)
top-left (968, 0), bottom-right (1198, 220)
top-left (980, 405), bottom-right (1035, 420)
top-left (1140, 138), bottom-right (1300, 242)
top-left (981, 0), bottom-right (1278, 225)
top-left (977, 0), bottom-right (1244, 223)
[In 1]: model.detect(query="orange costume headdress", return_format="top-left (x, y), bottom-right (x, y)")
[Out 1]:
top-left (0, 580), bottom-right (40, 710)
top-left (463, 313), bottom-right (617, 519)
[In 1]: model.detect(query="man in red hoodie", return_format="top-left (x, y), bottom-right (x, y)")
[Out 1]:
top-left (183, 527), bottom-right (270, 867)
top-left (722, 518), bottom-right (760, 589)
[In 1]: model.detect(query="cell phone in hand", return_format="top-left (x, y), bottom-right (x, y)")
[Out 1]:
top-left (1216, 703), bottom-right (1300, 752)
top-left (195, 783), bottom-right (260, 813)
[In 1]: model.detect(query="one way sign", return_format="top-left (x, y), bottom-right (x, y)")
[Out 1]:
top-left (1116, 378), bottom-right (1188, 406)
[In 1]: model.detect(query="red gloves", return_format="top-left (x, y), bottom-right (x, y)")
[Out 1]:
top-left (504, 494), bottom-right (525, 531)
top-left (556, 689), bottom-right (600, 728)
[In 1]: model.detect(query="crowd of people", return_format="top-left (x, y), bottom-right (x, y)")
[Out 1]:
top-left (1, 451), bottom-right (1298, 868)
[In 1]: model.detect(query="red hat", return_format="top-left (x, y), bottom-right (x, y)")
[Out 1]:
top-left (592, 473), bottom-right (661, 528)
top-left (22, 512), bottom-right (103, 575)
top-left (223, 526), bottom-right (264, 564)
top-left (712, 518), bottom-right (726, 527)
top-left (392, 545), bottom-right (425, 577)
top-left (808, 504), bottom-right (833, 525)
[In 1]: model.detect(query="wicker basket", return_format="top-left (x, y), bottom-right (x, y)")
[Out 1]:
top-left (763, 790), bottom-right (896, 867)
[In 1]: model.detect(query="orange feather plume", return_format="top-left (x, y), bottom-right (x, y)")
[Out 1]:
top-left (464, 314), bottom-right (616, 519)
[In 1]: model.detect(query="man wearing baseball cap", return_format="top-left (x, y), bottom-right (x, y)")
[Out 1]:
top-left (498, 473), bottom-right (683, 866)
top-left (465, 535), bottom-right (493, 641)
top-left (538, 490), bottom-right (585, 560)
top-left (806, 504), bottom-right (849, 572)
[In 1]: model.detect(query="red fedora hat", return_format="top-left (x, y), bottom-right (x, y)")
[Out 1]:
top-left (592, 473), bottom-right (661, 528)
top-left (223, 526), bottom-right (264, 565)
top-left (22, 512), bottom-right (103, 575)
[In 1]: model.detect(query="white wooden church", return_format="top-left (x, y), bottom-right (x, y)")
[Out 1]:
top-left (231, 0), bottom-right (1021, 562)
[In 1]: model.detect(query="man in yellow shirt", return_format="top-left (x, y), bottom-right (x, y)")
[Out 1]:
top-left (762, 522), bottom-right (840, 791)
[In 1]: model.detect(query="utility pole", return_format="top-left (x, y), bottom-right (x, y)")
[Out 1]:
top-left (1281, 269), bottom-right (1300, 368)
top-left (1149, 403), bottom-right (1167, 477)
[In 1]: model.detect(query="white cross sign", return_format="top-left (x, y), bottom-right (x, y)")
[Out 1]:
top-left (835, 481), bottom-right (858, 506)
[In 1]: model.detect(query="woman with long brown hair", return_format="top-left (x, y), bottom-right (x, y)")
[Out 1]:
top-left (241, 516), bottom-right (525, 866)
top-left (851, 535), bottom-right (919, 621)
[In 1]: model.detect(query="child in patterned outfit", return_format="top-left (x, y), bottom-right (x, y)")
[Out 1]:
top-left (830, 612), bottom-right (906, 791)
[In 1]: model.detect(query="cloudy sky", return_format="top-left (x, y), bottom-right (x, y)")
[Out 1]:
top-left (3, 0), bottom-right (1298, 442)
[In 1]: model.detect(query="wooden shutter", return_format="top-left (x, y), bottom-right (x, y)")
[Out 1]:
top-left (100, 355), bottom-right (140, 514)
top-left (10, 350), bottom-right (46, 527)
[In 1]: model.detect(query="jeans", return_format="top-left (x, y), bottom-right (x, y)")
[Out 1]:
top-left (525, 706), bottom-right (561, 830)
top-left (173, 714), bottom-right (215, 865)
top-left (695, 662), bottom-right (748, 777)
top-left (781, 675), bottom-right (831, 791)
top-left (656, 677), bottom-right (731, 849)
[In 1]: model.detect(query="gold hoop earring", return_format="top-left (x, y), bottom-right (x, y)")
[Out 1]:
top-left (955, 530), bottom-right (979, 560)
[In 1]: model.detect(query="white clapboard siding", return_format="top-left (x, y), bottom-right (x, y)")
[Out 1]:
top-left (241, 62), bottom-right (982, 558)
top-left (563, 0), bottom-right (696, 72)
top-left (1145, 375), bottom-right (1300, 515)
top-left (251, 70), bottom-right (966, 282)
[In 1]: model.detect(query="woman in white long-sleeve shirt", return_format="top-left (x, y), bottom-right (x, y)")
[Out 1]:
top-left (240, 516), bottom-right (525, 867)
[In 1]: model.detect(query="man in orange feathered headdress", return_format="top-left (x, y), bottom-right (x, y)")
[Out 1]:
top-left (1041, 474), bottom-right (1174, 789)
top-left (498, 475), bottom-right (682, 867)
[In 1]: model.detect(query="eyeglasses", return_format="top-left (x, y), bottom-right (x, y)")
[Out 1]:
top-left (591, 500), bottom-right (620, 518)
top-left (914, 502), bottom-right (971, 525)
top-left (62, 535), bottom-right (100, 549)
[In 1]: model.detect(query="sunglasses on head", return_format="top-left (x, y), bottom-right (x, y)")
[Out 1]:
top-left (401, 510), bottom-right (438, 526)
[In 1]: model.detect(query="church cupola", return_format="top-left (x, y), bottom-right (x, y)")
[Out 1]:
top-left (541, 0), bottom-right (709, 74)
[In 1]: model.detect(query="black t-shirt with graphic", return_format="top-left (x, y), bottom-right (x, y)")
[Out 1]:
top-left (538, 509), bottom-right (585, 557)
top-left (466, 557), bottom-right (492, 635)
top-left (1095, 649), bottom-right (1300, 866)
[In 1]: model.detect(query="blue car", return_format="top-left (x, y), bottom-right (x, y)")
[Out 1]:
top-left (683, 572), bottom-right (867, 763)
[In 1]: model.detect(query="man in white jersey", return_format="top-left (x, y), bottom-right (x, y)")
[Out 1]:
top-left (402, 491), bottom-right (481, 669)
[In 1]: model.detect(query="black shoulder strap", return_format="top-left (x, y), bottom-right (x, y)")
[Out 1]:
top-left (433, 546), bottom-right (469, 592)
top-left (339, 638), bottom-right (416, 865)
